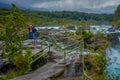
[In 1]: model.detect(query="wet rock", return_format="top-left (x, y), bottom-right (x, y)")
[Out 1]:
top-left (49, 68), bottom-right (64, 79)
top-left (0, 56), bottom-right (13, 73)
top-left (0, 57), bottom-right (9, 69)
top-left (0, 41), bottom-right (2, 45)
top-left (0, 41), bottom-right (3, 49)
top-left (47, 51), bottom-right (55, 62)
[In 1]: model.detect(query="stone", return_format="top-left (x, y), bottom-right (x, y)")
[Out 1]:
top-left (0, 41), bottom-right (3, 49)
top-left (0, 57), bottom-right (10, 69)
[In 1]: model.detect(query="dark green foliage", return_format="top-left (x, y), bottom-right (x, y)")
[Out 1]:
top-left (14, 54), bottom-right (27, 71)
top-left (25, 48), bottom-right (32, 70)
top-left (84, 59), bottom-right (92, 70)
top-left (94, 54), bottom-right (106, 74)
top-left (114, 5), bottom-right (120, 21)
top-left (3, 4), bottom-right (26, 62)
top-left (26, 11), bottom-right (112, 25)
top-left (0, 77), bottom-right (8, 80)
top-left (0, 8), bottom-right (112, 27)
top-left (34, 11), bottom-right (112, 24)
top-left (113, 5), bottom-right (120, 26)
top-left (0, 33), bottom-right (5, 40)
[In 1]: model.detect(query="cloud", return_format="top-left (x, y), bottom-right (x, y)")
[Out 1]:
top-left (32, 0), bottom-right (120, 9)
top-left (0, 0), bottom-right (48, 8)
top-left (1, 0), bottom-right (120, 13)
top-left (91, 0), bottom-right (120, 9)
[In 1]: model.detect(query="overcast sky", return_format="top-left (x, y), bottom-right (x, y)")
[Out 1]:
top-left (1, 0), bottom-right (120, 13)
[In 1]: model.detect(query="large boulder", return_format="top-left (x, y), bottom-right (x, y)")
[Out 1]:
top-left (0, 41), bottom-right (2, 45)
top-left (0, 56), bottom-right (12, 73)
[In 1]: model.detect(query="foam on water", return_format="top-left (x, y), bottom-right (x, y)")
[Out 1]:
top-left (106, 36), bottom-right (120, 76)
top-left (118, 36), bottom-right (120, 42)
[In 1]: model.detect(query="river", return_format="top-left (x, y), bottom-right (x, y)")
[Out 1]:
top-left (36, 25), bottom-right (120, 77)
top-left (106, 33), bottom-right (120, 77)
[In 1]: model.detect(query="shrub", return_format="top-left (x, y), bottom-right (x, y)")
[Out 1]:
top-left (6, 70), bottom-right (25, 79)
top-left (94, 54), bottom-right (106, 74)
top-left (0, 77), bottom-right (8, 80)
top-left (85, 60), bottom-right (92, 70)
top-left (14, 54), bottom-right (27, 71)
top-left (25, 48), bottom-right (32, 70)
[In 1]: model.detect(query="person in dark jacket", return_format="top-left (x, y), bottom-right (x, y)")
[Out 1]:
top-left (32, 26), bottom-right (37, 45)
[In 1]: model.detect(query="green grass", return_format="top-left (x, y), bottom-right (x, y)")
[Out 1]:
top-left (0, 70), bottom-right (25, 80)
top-left (0, 76), bottom-right (8, 80)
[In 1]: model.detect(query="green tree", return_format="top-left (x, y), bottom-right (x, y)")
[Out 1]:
top-left (113, 4), bottom-right (120, 26)
top-left (4, 4), bottom-right (26, 62)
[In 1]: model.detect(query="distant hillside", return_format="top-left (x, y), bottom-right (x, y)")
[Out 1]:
top-left (0, 8), bottom-right (113, 26)
top-left (22, 10), bottom-right (113, 25)
top-left (37, 11), bottom-right (113, 22)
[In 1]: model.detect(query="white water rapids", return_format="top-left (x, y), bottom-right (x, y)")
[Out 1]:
top-left (106, 36), bottom-right (120, 76)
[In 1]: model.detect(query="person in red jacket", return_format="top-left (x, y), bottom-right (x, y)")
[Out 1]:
top-left (28, 25), bottom-right (33, 39)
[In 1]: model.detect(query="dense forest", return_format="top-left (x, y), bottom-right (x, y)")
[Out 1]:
top-left (24, 10), bottom-right (113, 24)
top-left (0, 8), bottom-right (113, 27)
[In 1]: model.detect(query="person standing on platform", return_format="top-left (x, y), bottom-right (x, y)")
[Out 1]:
top-left (32, 26), bottom-right (37, 45)
top-left (28, 25), bottom-right (33, 43)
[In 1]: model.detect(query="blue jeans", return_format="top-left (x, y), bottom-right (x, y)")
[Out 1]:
top-left (33, 33), bottom-right (36, 40)
top-left (29, 32), bottom-right (33, 39)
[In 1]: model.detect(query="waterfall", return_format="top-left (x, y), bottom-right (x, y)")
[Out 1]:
top-left (106, 35), bottom-right (120, 76)
top-left (118, 36), bottom-right (120, 42)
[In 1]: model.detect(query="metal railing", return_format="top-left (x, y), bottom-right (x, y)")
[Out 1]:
top-left (28, 40), bottom-right (50, 70)
top-left (27, 34), bottom-right (93, 80)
